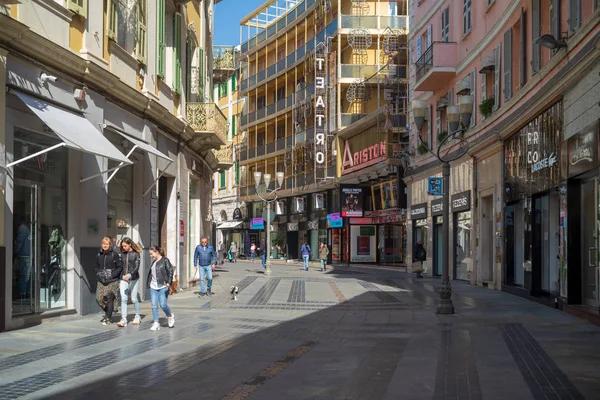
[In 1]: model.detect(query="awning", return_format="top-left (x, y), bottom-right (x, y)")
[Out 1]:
top-left (217, 221), bottom-right (243, 230)
top-left (8, 92), bottom-right (132, 169)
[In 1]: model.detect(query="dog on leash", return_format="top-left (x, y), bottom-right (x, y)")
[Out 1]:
top-left (230, 286), bottom-right (239, 301)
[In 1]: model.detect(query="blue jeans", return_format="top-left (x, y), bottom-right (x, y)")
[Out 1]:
top-left (119, 279), bottom-right (141, 317)
top-left (261, 254), bottom-right (267, 269)
top-left (302, 255), bottom-right (309, 270)
top-left (150, 286), bottom-right (171, 322)
top-left (320, 259), bottom-right (327, 270)
top-left (251, 252), bottom-right (256, 261)
top-left (199, 265), bottom-right (213, 293)
top-left (18, 257), bottom-right (32, 295)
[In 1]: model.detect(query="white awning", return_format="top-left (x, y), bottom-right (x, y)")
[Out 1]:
top-left (217, 221), bottom-right (243, 230)
top-left (9, 92), bottom-right (132, 167)
top-left (104, 124), bottom-right (173, 162)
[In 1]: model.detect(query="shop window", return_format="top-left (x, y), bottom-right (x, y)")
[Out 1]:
top-left (372, 184), bottom-right (383, 210)
top-left (454, 211), bottom-right (472, 280)
top-left (107, 159), bottom-right (134, 244)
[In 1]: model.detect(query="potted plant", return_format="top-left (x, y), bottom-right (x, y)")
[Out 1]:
top-left (479, 97), bottom-right (495, 118)
top-left (417, 143), bottom-right (429, 155)
top-left (437, 130), bottom-right (448, 146)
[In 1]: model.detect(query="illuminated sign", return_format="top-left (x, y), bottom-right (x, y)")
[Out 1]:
top-left (342, 140), bottom-right (387, 174)
top-left (314, 41), bottom-right (328, 170)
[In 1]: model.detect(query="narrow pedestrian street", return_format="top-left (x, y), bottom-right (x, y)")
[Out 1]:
top-left (0, 262), bottom-right (598, 400)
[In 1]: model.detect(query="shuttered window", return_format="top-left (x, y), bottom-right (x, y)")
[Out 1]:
top-left (426, 105), bottom-right (432, 145)
top-left (136, 0), bottom-right (147, 63)
top-left (470, 70), bottom-right (476, 127)
top-left (504, 28), bottom-right (513, 101)
top-left (447, 89), bottom-right (453, 132)
top-left (231, 74), bottom-right (237, 92)
top-left (568, 0), bottom-right (582, 33)
top-left (157, 0), bottom-right (166, 78)
top-left (463, 0), bottom-right (472, 35)
top-left (234, 162), bottom-right (240, 186)
top-left (441, 7), bottom-right (450, 42)
top-left (520, 8), bottom-right (527, 87)
top-left (219, 171), bottom-right (226, 188)
top-left (198, 48), bottom-right (205, 99)
top-left (493, 44), bottom-right (501, 111)
top-left (426, 25), bottom-right (432, 49)
top-left (231, 115), bottom-right (237, 137)
top-left (416, 37), bottom-right (422, 60)
top-left (107, 0), bottom-right (118, 40)
top-left (532, 0), bottom-right (541, 74)
top-left (173, 13), bottom-right (183, 94)
top-left (67, 0), bottom-right (87, 17)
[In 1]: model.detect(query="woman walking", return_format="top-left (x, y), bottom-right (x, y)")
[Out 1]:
top-left (319, 243), bottom-right (329, 272)
top-left (95, 237), bottom-right (123, 326)
top-left (147, 245), bottom-right (175, 331)
top-left (117, 237), bottom-right (142, 327)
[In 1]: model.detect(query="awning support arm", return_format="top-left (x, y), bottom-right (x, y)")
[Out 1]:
top-left (80, 164), bottom-right (132, 184)
top-left (104, 145), bottom-right (138, 187)
top-left (143, 161), bottom-right (173, 197)
top-left (7, 143), bottom-right (66, 168)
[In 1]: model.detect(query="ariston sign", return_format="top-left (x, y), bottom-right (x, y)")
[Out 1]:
top-left (342, 140), bottom-right (387, 174)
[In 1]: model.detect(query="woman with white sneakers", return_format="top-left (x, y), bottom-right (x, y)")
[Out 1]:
top-left (147, 245), bottom-right (175, 331)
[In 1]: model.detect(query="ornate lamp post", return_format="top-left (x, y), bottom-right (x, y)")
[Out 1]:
top-left (411, 95), bottom-right (473, 314)
top-left (253, 171), bottom-right (285, 276)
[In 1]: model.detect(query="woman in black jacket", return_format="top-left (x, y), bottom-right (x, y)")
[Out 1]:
top-left (147, 245), bottom-right (175, 331)
top-left (95, 236), bottom-right (123, 325)
top-left (117, 237), bottom-right (142, 327)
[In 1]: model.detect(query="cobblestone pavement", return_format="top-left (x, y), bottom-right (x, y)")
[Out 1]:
top-left (0, 263), bottom-right (599, 400)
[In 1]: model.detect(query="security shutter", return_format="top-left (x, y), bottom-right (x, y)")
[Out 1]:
top-left (504, 28), bottom-right (513, 101)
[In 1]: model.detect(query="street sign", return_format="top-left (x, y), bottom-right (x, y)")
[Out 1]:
top-left (428, 177), bottom-right (443, 196)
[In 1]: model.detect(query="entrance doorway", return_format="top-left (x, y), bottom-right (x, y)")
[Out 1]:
top-left (481, 196), bottom-right (494, 282)
top-left (433, 217), bottom-right (443, 276)
top-left (581, 179), bottom-right (599, 307)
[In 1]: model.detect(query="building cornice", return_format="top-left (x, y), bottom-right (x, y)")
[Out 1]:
top-left (32, 0), bottom-right (74, 23)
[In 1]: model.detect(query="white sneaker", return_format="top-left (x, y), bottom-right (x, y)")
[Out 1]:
top-left (132, 315), bottom-right (141, 325)
top-left (117, 318), bottom-right (127, 327)
top-left (150, 321), bottom-right (161, 331)
top-left (168, 313), bottom-right (175, 328)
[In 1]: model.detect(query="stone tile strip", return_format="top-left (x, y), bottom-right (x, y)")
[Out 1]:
top-left (358, 281), bottom-right (403, 303)
top-left (433, 329), bottom-right (483, 400)
top-left (247, 278), bottom-right (281, 306)
top-left (219, 341), bottom-right (318, 400)
top-left (501, 323), bottom-right (585, 400)
top-left (329, 281), bottom-right (347, 302)
top-left (0, 320), bottom-right (152, 372)
top-left (0, 322), bottom-right (213, 400)
top-left (287, 280), bottom-right (305, 303)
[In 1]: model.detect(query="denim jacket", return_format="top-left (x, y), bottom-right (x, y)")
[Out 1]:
top-left (194, 244), bottom-right (216, 267)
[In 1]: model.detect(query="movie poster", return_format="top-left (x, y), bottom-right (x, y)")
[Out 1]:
top-left (341, 186), bottom-right (364, 217)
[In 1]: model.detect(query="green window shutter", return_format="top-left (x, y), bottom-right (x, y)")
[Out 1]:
top-left (67, 0), bottom-right (87, 17)
top-left (231, 115), bottom-right (236, 137)
top-left (235, 161), bottom-right (240, 186)
top-left (198, 48), bottom-right (205, 99)
top-left (157, 0), bottom-right (166, 78)
top-left (220, 171), bottom-right (226, 188)
top-left (136, 0), bottom-right (147, 63)
top-left (231, 74), bottom-right (237, 92)
top-left (107, 0), bottom-right (118, 40)
top-left (173, 13), bottom-right (183, 94)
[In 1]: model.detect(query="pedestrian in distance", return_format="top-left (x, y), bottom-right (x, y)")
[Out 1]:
top-left (260, 238), bottom-right (267, 270)
top-left (301, 241), bottom-right (311, 271)
top-left (194, 236), bottom-right (217, 297)
top-left (117, 237), bottom-right (142, 327)
top-left (229, 241), bottom-right (238, 263)
top-left (319, 242), bottom-right (329, 272)
top-left (95, 237), bottom-right (123, 326)
top-left (414, 240), bottom-right (427, 279)
top-left (250, 242), bottom-right (257, 263)
top-left (147, 245), bottom-right (175, 331)
top-left (217, 241), bottom-right (225, 265)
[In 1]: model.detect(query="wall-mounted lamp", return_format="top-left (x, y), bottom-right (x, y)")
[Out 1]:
top-left (536, 34), bottom-right (567, 50)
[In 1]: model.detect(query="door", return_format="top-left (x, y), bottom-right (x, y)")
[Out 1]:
top-left (12, 184), bottom-right (37, 315)
top-left (581, 180), bottom-right (599, 307)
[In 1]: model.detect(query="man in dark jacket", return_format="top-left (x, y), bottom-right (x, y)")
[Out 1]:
top-left (414, 240), bottom-right (426, 279)
top-left (194, 236), bottom-right (217, 297)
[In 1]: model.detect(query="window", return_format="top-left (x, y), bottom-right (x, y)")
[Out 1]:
top-left (532, 0), bottom-right (541, 74)
top-left (568, 0), bottom-right (582, 33)
top-left (173, 13), bottom-right (183, 94)
top-left (463, 0), bottom-right (472, 35)
top-left (257, 95), bottom-right (266, 109)
top-left (493, 44), bottom-right (501, 111)
top-left (487, 0), bottom-right (495, 6)
top-left (426, 25), bottom-right (432, 49)
top-left (107, 0), bottom-right (147, 62)
top-left (441, 7), bottom-right (450, 42)
top-left (231, 74), bottom-right (237, 92)
top-left (219, 171), bottom-right (226, 188)
top-left (218, 83), bottom-right (227, 98)
top-left (231, 115), bottom-right (237, 136)
top-left (389, 1), bottom-right (398, 16)
top-left (504, 28), bottom-right (513, 101)
top-left (276, 87), bottom-right (285, 101)
top-left (234, 162), bottom-right (240, 186)
top-left (67, 0), bottom-right (87, 17)
top-left (157, 0), bottom-right (166, 78)
top-left (416, 37), bottom-right (422, 60)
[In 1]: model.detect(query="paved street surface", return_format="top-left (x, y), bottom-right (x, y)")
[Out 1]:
top-left (0, 262), bottom-right (599, 400)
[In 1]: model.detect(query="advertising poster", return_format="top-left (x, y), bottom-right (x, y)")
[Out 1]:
top-left (332, 229), bottom-right (341, 262)
top-left (350, 225), bottom-right (376, 263)
top-left (341, 186), bottom-right (364, 217)
top-left (251, 218), bottom-right (264, 230)
top-left (327, 212), bottom-right (343, 228)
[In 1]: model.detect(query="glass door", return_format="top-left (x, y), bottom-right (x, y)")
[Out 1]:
top-left (581, 179), bottom-right (599, 307)
top-left (12, 184), bottom-right (37, 316)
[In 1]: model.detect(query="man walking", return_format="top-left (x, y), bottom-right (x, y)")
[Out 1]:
top-left (260, 238), bottom-right (267, 270)
top-left (301, 241), bottom-right (311, 271)
top-left (194, 237), bottom-right (216, 297)
top-left (229, 241), bottom-right (238, 263)
top-left (413, 240), bottom-right (427, 279)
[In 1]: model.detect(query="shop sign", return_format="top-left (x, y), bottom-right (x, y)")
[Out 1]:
top-left (251, 218), bottom-right (264, 230)
top-left (428, 177), bottom-right (443, 196)
top-left (451, 191), bottom-right (471, 212)
top-left (308, 220), bottom-right (319, 230)
top-left (314, 41), bottom-right (328, 168)
top-left (411, 202), bottom-right (427, 220)
top-left (287, 222), bottom-right (299, 231)
top-left (431, 198), bottom-right (444, 216)
top-left (341, 186), bottom-right (364, 217)
top-left (179, 221), bottom-right (184, 244)
top-left (327, 213), bottom-right (343, 228)
top-left (294, 196), bottom-right (306, 213)
top-left (275, 200), bottom-right (286, 215)
top-left (350, 217), bottom-right (374, 224)
top-left (342, 139), bottom-right (387, 174)
top-left (314, 193), bottom-right (325, 209)
top-left (233, 208), bottom-right (243, 220)
top-left (564, 120), bottom-right (599, 179)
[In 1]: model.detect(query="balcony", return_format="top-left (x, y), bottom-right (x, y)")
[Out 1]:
top-left (187, 103), bottom-right (227, 149)
top-left (213, 143), bottom-right (234, 171)
top-left (341, 16), bottom-right (378, 29)
top-left (213, 46), bottom-right (236, 83)
top-left (341, 113), bottom-right (369, 127)
top-left (415, 42), bottom-right (458, 92)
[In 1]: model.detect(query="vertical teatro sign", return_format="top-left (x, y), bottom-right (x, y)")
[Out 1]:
top-left (314, 40), bottom-right (328, 178)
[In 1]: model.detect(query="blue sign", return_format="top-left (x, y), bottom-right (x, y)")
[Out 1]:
top-left (251, 218), bottom-right (265, 230)
top-left (327, 213), bottom-right (343, 228)
top-left (428, 177), bottom-right (443, 196)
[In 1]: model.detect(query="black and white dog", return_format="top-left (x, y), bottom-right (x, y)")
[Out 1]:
top-left (230, 286), bottom-right (239, 301)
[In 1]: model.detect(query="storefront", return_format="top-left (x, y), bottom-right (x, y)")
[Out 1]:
top-left (410, 203), bottom-right (428, 262)
top-left (431, 199), bottom-right (443, 276)
top-left (504, 102), bottom-right (562, 301)
top-left (348, 221), bottom-right (377, 263)
top-left (327, 212), bottom-right (343, 263)
top-left (452, 191), bottom-right (472, 281)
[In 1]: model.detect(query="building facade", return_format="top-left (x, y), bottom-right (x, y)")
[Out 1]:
top-left (237, 0), bottom-right (409, 262)
top-left (0, 0), bottom-right (226, 331)
top-left (407, 0), bottom-right (600, 312)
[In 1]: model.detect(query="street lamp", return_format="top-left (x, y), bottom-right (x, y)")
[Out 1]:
top-left (411, 95), bottom-right (473, 315)
top-left (254, 170), bottom-right (285, 276)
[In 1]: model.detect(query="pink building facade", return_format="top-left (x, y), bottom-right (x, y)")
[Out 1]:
top-left (406, 0), bottom-right (600, 312)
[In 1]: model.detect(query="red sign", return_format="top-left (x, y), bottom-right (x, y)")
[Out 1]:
top-left (342, 140), bottom-right (387, 174)
top-left (179, 220), bottom-right (184, 244)
top-left (350, 218), bottom-right (374, 225)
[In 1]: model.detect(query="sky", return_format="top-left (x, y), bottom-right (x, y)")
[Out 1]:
top-left (214, 0), bottom-right (265, 46)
